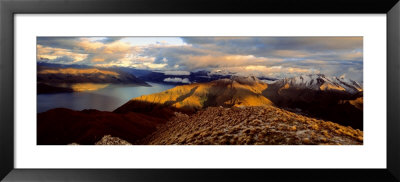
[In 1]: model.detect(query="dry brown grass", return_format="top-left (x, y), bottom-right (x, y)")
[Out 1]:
top-left (139, 106), bottom-right (363, 145)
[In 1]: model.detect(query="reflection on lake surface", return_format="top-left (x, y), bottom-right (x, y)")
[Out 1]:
top-left (37, 82), bottom-right (174, 113)
top-left (70, 83), bottom-right (110, 92)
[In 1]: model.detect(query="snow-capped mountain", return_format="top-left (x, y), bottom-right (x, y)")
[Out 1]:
top-left (274, 74), bottom-right (362, 94)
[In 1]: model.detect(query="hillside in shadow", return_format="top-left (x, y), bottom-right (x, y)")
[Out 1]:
top-left (37, 105), bottom-right (175, 145)
top-left (262, 85), bottom-right (363, 130)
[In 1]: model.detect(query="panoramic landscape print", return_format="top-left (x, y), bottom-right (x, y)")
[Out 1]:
top-left (37, 37), bottom-right (363, 145)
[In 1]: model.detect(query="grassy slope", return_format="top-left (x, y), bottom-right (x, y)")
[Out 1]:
top-left (141, 106), bottom-right (363, 145)
top-left (115, 79), bottom-right (273, 113)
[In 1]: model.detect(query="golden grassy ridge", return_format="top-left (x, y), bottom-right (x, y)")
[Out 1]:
top-left (140, 106), bottom-right (363, 145)
top-left (123, 78), bottom-right (273, 112)
top-left (38, 68), bottom-right (120, 77)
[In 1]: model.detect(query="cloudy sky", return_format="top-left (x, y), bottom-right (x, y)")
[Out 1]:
top-left (37, 37), bottom-right (363, 82)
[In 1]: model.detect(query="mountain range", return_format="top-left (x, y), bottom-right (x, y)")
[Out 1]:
top-left (264, 74), bottom-right (363, 129)
top-left (37, 62), bottom-right (276, 86)
top-left (115, 74), bottom-right (363, 129)
top-left (37, 66), bottom-right (148, 85)
top-left (37, 63), bottom-right (149, 94)
top-left (272, 74), bottom-right (362, 94)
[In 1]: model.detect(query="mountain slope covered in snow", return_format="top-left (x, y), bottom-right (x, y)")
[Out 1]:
top-left (273, 74), bottom-right (362, 94)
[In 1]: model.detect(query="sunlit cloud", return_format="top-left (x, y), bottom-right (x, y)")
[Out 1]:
top-left (141, 63), bottom-right (167, 69)
top-left (340, 51), bottom-right (363, 61)
top-left (271, 50), bottom-right (312, 58)
top-left (77, 39), bottom-right (104, 51)
top-left (37, 45), bottom-right (88, 63)
top-left (177, 55), bottom-right (283, 70)
top-left (92, 58), bottom-right (105, 62)
top-left (102, 41), bottom-right (131, 54)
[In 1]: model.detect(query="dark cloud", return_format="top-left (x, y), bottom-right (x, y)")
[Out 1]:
top-left (182, 37), bottom-right (362, 52)
top-left (99, 37), bottom-right (124, 43)
top-left (141, 37), bottom-right (362, 72)
top-left (37, 37), bottom-right (80, 50)
top-left (180, 37), bottom-right (363, 64)
top-left (37, 37), bottom-right (123, 52)
top-left (38, 55), bottom-right (76, 64)
top-left (51, 56), bottom-right (76, 63)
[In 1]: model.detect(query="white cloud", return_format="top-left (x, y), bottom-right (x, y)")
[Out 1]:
top-left (260, 80), bottom-right (277, 84)
top-left (163, 71), bottom-right (191, 76)
top-left (163, 77), bottom-right (191, 84)
top-left (143, 62), bottom-right (167, 69)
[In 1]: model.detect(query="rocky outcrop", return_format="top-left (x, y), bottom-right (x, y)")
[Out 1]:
top-left (95, 135), bottom-right (132, 145)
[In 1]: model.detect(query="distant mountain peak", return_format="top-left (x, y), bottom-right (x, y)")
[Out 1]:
top-left (276, 74), bottom-right (362, 94)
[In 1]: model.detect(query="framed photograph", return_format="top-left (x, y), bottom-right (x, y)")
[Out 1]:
top-left (1, 0), bottom-right (399, 181)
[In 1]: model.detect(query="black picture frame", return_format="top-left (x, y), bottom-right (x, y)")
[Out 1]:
top-left (1, 0), bottom-right (399, 181)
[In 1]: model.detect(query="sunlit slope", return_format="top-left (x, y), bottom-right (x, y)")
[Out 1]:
top-left (339, 97), bottom-right (363, 110)
top-left (115, 76), bottom-right (273, 113)
top-left (37, 66), bottom-right (149, 85)
top-left (140, 106), bottom-right (363, 145)
top-left (349, 97), bottom-right (363, 110)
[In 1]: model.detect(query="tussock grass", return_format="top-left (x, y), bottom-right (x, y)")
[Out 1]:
top-left (139, 106), bottom-right (363, 145)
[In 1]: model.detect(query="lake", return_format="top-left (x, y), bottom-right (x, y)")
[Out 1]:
top-left (37, 82), bottom-right (175, 113)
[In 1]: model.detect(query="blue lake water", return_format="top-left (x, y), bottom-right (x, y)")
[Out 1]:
top-left (37, 82), bottom-right (174, 113)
